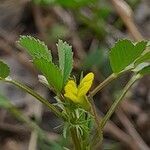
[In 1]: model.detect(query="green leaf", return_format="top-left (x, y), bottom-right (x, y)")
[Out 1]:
top-left (18, 36), bottom-right (52, 62)
top-left (57, 40), bottom-right (73, 85)
top-left (109, 39), bottom-right (147, 73)
top-left (34, 59), bottom-right (63, 92)
top-left (0, 61), bottom-right (10, 79)
top-left (134, 51), bottom-right (150, 66)
top-left (18, 36), bottom-right (63, 92)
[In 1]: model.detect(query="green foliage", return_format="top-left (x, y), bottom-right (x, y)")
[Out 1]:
top-left (34, 59), bottom-right (63, 92)
top-left (57, 40), bottom-right (73, 85)
top-left (133, 50), bottom-right (150, 73)
top-left (135, 51), bottom-right (150, 66)
top-left (0, 61), bottom-right (10, 79)
top-left (18, 36), bottom-right (73, 92)
top-left (18, 36), bottom-right (63, 92)
top-left (109, 39), bottom-right (147, 73)
top-left (18, 36), bottom-right (52, 62)
top-left (62, 107), bottom-right (92, 146)
top-left (1, 36), bottom-right (149, 150)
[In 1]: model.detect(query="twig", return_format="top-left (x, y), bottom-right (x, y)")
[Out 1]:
top-left (90, 108), bottom-right (138, 150)
top-left (110, 0), bottom-right (144, 41)
top-left (104, 121), bottom-right (138, 150)
top-left (116, 109), bottom-right (150, 150)
top-left (0, 122), bottom-right (29, 135)
top-left (28, 130), bottom-right (38, 150)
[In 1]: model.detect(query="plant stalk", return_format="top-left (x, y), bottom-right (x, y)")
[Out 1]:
top-left (4, 78), bottom-right (65, 120)
top-left (100, 74), bottom-right (141, 129)
top-left (70, 127), bottom-right (82, 150)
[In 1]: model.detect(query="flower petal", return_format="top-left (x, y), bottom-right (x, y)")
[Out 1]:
top-left (64, 93), bottom-right (79, 103)
top-left (64, 80), bottom-right (78, 94)
top-left (64, 80), bottom-right (79, 102)
top-left (78, 72), bottom-right (94, 97)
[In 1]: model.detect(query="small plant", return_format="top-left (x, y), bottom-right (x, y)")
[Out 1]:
top-left (0, 36), bottom-right (149, 149)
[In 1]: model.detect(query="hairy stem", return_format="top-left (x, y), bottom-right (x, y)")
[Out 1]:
top-left (100, 74), bottom-right (141, 129)
top-left (3, 78), bottom-right (65, 119)
top-left (70, 127), bottom-right (82, 150)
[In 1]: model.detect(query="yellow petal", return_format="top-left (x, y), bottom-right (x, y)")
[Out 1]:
top-left (78, 72), bottom-right (94, 97)
top-left (64, 80), bottom-right (79, 102)
top-left (64, 93), bottom-right (79, 103)
top-left (64, 80), bottom-right (78, 94)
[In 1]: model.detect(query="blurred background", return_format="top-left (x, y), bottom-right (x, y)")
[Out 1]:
top-left (0, 0), bottom-right (149, 149)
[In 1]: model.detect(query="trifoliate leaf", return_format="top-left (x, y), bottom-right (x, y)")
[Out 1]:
top-left (57, 40), bottom-right (73, 86)
top-left (18, 36), bottom-right (63, 92)
top-left (109, 39), bottom-right (147, 73)
top-left (0, 61), bottom-right (10, 79)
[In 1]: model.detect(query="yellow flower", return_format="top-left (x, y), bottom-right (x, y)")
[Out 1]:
top-left (64, 72), bottom-right (94, 108)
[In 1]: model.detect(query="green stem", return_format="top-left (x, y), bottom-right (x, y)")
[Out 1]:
top-left (3, 78), bottom-right (65, 120)
top-left (90, 73), bottom-right (117, 97)
top-left (100, 74), bottom-right (141, 129)
top-left (70, 127), bottom-right (82, 150)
